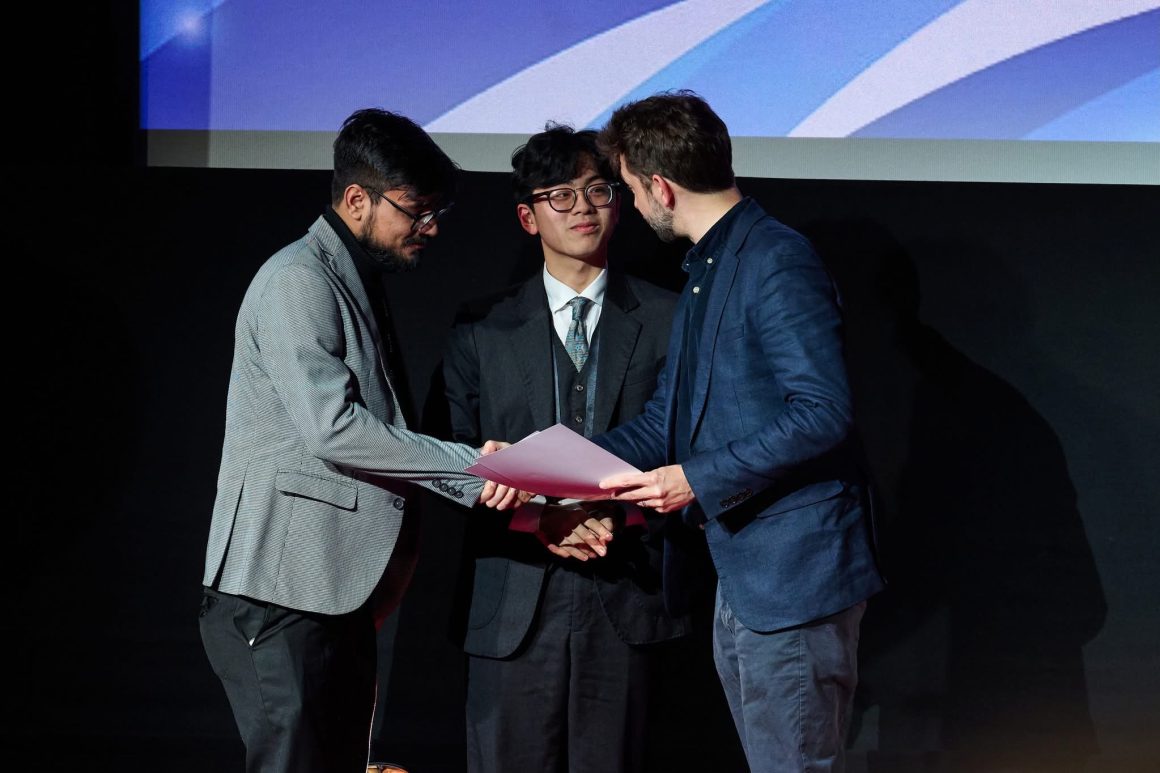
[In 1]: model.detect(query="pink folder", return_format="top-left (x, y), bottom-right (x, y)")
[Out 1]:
top-left (466, 423), bottom-right (642, 500)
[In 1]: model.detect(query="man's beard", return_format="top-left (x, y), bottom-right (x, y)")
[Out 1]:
top-left (645, 194), bottom-right (677, 243)
top-left (362, 239), bottom-right (423, 273)
top-left (358, 216), bottom-right (424, 273)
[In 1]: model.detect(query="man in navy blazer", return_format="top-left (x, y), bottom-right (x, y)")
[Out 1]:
top-left (577, 92), bottom-right (884, 773)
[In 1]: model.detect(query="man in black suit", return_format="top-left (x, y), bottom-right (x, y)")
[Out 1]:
top-left (442, 124), bottom-right (690, 773)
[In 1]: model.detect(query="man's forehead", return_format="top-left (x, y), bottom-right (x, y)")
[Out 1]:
top-left (534, 167), bottom-right (606, 192)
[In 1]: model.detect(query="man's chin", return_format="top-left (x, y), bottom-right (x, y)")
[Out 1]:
top-left (650, 222), bottom-right (677, 244)
top-left (369, 248), bottom-right (419, 273)
top-left (386, 254), bottom-right (420, 273)
top-left (368, 237), bottom-right (426, 271)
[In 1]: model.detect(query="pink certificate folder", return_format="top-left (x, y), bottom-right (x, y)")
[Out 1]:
top-left (466, 423), bottom-right (640, 500)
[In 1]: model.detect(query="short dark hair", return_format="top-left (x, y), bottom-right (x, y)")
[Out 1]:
top-left (598, 90), bottom-right (734, 193)
top-left (330, 108), bottom-right (458, 205)
top-left (511, 123), bottom-right (616, 203)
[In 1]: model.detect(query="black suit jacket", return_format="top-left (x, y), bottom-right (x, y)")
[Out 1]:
top-left (443, 271), bottom-right (691, 657)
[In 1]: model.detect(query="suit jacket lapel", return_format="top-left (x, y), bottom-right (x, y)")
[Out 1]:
top-left (512, 278), bottom-right (557, 432)
top-left (662, 288), bottom-right (690, 462)
top-left (311, 218), bottom-right (376, 336)
top-left (310, 217), bottom-right (402, 423)
top-left (592, 273), bottom-right (642, 434)
top-left (689, 206), bottom-right (760, 441)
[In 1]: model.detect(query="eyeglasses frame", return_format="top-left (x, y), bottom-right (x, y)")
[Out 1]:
top-left (524, 181), bottom-right (621, 213)
top-left (364, 186), bottom-right (453, 233)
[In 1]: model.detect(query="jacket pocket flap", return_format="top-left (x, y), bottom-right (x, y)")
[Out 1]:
top-left (760, 480), bottom-right (844, 517)
top-left (275, 470), bottom-right (358, 511)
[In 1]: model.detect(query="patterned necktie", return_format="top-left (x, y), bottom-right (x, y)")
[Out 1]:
top-left (564, 296), bottom-right (591, 371)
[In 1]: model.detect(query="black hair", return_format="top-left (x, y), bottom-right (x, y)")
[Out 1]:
top-left (511, 123), bottom-right (616, 203)
top-left (330, 108), bottom-right (458, 205)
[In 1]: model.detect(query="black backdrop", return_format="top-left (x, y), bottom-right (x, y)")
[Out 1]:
top-left (8, 5), bottom-right (1159, 772)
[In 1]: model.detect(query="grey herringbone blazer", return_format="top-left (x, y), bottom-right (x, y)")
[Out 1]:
top-left (203, 215), bottom-right (483, 617)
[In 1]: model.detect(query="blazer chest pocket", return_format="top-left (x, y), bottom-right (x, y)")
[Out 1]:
top-left (275, 470), bottom-right (358, 511)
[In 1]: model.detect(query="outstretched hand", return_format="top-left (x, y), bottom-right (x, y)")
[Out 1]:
top-left (478, 439), bottom-right (533, 510)
top-left (599, 464), bottom-right (694, 513)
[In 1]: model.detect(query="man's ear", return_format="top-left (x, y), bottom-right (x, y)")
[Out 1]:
top-left (517, 203), bottom-right (539, 235)
top-left (342, 184), bottom-right (372, 221)
top-left (652, 175), bottom-right (676, 210)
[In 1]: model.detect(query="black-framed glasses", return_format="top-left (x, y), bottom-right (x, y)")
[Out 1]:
top-left (525, 182), bottom-right (620, 212)
top-left (365, 186), bottom-right (453, 233)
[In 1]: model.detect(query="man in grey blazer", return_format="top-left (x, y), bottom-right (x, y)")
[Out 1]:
top-left (441, 125), bottom-right (692, 773)
top-left (199, 108), bottom-right (522, 773)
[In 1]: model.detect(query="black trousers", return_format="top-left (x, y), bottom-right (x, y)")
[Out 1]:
top-left (466, 567), bottom-right (650, 773)
top-left (199, 588), bottom-right (377, 773)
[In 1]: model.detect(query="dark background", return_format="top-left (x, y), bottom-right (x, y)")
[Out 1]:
top-left (8, 5), bottom-right (1158, 772)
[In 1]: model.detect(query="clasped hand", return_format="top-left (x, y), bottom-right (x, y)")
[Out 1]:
top-left (540, 501), bottom-right (619, 561)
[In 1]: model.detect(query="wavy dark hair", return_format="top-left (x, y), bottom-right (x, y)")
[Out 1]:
top-left (598, 90), bottom-right (734, 192)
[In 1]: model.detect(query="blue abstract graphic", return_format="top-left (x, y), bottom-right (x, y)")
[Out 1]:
top-left (141, 1), bottom-right (1160, 142)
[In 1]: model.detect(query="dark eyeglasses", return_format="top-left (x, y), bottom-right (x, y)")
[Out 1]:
top-left (365, 186), bottom-right (453, 233)
top-left (525, 182), bottom-right (620, 212)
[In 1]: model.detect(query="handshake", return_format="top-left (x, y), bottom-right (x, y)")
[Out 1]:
top-left (474, 429), bottom-right (695, 561)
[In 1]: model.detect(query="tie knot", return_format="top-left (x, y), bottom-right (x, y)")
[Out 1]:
top-left (567, 296), bottom-right (590, 320)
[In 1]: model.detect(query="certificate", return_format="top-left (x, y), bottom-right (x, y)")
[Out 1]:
top-left (466, 422), bottom-right (640, 500)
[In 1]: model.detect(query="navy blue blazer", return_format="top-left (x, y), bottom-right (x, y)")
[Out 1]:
top-left (594, 198), bottom-right (884, 632)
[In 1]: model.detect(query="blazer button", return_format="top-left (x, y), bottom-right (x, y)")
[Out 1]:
top-left (392, 498), bottom-right (404, 509)
top-left (455, 491), bottom-right (464, 499)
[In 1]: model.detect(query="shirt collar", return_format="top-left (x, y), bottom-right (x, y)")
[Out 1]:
top-left (682, 197), bottom-right (749, 273)
top-left (543, 265), bottom-right (607, 313)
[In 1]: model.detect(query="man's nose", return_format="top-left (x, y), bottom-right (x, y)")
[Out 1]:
top-left (573, 192), bottom-right (596, 213)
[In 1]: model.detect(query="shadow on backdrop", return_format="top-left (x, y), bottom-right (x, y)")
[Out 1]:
top-left (807, 221), bottom-right (1107, 773)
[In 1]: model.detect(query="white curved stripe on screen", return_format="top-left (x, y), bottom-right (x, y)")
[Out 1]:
top-left (789, 0), bottom-right (1160, 138)
top-left (425, 0), bottom-right (770, 132)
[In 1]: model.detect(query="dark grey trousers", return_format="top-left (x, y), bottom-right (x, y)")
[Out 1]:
top-left (200, 587), bottom-right (377, 773)
top-left (465, 567), bottom-right (650, 773)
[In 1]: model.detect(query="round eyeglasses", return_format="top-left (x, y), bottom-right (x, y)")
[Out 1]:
top-left (365, 186), bottom-right (453, 233)
top-left (525, 182), bottom-right (620, 212)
